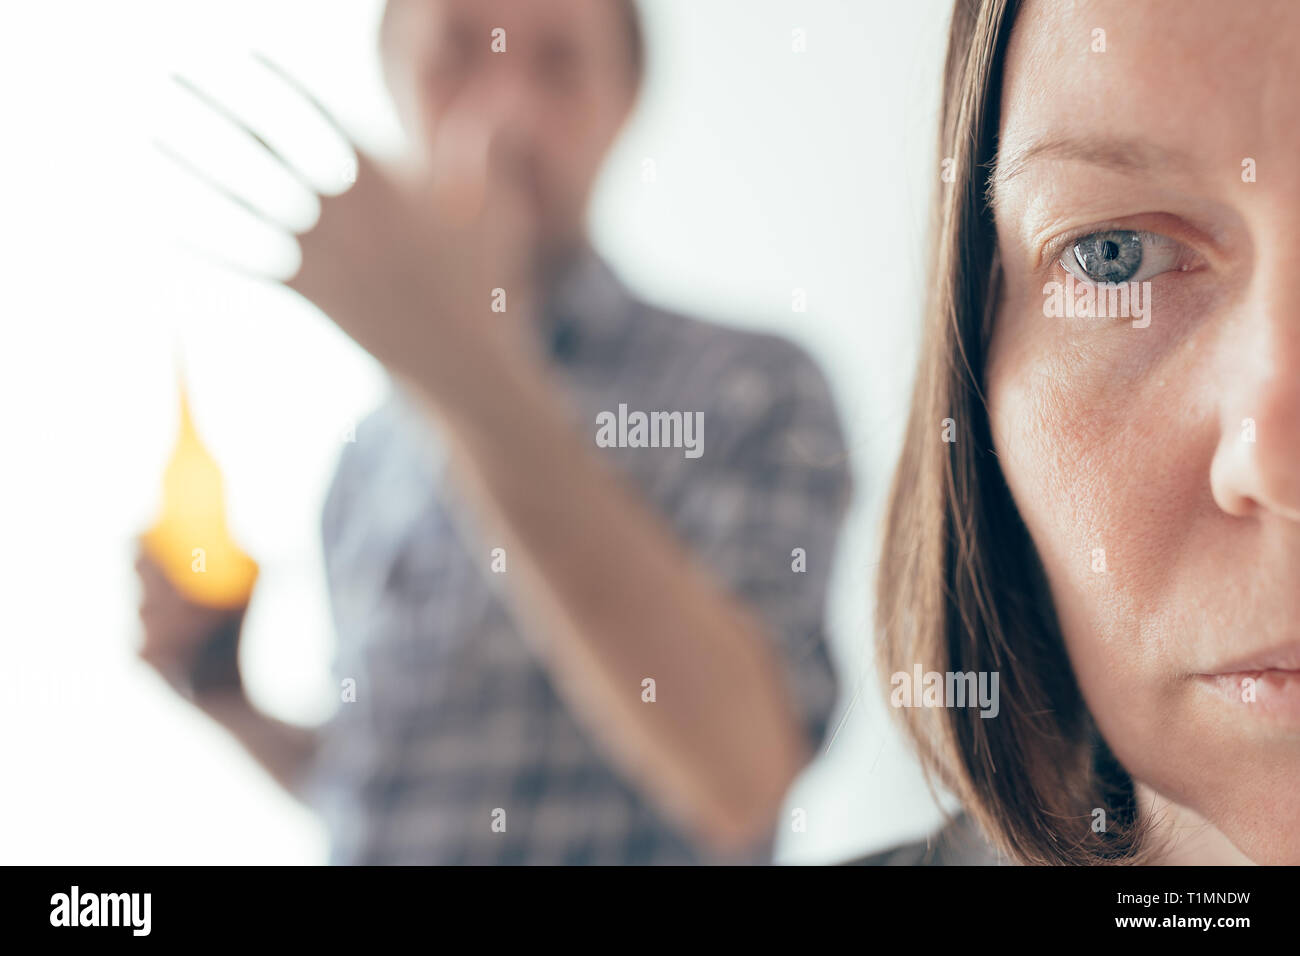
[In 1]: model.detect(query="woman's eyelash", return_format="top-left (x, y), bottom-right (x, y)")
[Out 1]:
top-left (1053, 228), bottom-right (1191, 285)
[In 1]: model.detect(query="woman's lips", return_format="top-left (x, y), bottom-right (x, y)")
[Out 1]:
top-left (1193, 642), bottom-right (1300, 725)
top-left (1196, 665), bottom-right (1300, 727)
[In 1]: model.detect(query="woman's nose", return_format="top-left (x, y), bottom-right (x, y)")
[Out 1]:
top-left (1210, 249), bottom-right (1300, 522)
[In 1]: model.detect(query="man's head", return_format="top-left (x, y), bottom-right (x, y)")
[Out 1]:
top-left (380, 0), bottom-right (642, 262)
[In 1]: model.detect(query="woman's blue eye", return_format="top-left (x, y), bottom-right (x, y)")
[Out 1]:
top-left (1071, 230), bottom-right (1142, 282)
top-left (1059, 229), bottom-right (1184, 285)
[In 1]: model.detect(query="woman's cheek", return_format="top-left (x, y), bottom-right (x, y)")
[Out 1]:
top-left (989, 275), bottom-right (1212, 605)
top-left (987, 296), bottom-right (1205, 753)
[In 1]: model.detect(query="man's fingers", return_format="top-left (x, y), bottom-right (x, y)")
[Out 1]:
top-left (170, 72), bottom-right (321, 197)
top-left (154, 137), bottom-right (299, 236)
top-left (135, 553), bottom-right (159, 583)
top-left (134, 542), bottom-right (162, 580)
top-left (135, 551), bottom-right (177, 602)
top-left (154, 133), bottom-right (304, 283)
top-left (248, 51), bottom-right (380, 200)
top-left (428, 82), bottom-right (533, 224)
top-left (252, 52), bottom-right (354, 152)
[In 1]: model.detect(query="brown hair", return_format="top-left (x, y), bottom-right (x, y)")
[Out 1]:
top-left (875, 0), bottom-right (1159, 865)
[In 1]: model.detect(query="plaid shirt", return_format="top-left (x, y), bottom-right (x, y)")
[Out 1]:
top-left (300, 248), bottom-right (851, 864)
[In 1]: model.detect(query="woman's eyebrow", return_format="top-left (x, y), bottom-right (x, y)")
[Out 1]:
top-left (987, 135), bottom-right (1192, 202)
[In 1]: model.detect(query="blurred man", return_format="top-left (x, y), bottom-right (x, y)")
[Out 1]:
top-left (137, 0), bottom-right (851, 864)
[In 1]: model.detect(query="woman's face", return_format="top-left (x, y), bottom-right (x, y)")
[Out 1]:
top-left (986, 0), bottom-right (1300, 864)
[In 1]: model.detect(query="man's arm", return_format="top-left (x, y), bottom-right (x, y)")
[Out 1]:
top-left (149, 66), bottom-right (843, 847)
top-left (401, 343), bottom-right (845, 857)
top-left (191, 690), bottom-right (321, 804)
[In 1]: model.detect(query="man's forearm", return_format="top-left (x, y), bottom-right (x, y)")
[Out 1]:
top-left (192, 689), bottom-right (321, 804)
top-left (404, 359), bottom-right (810, 856)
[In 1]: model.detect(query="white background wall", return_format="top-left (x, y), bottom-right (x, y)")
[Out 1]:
top-left (0, 0), bottom-right (957, 864)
